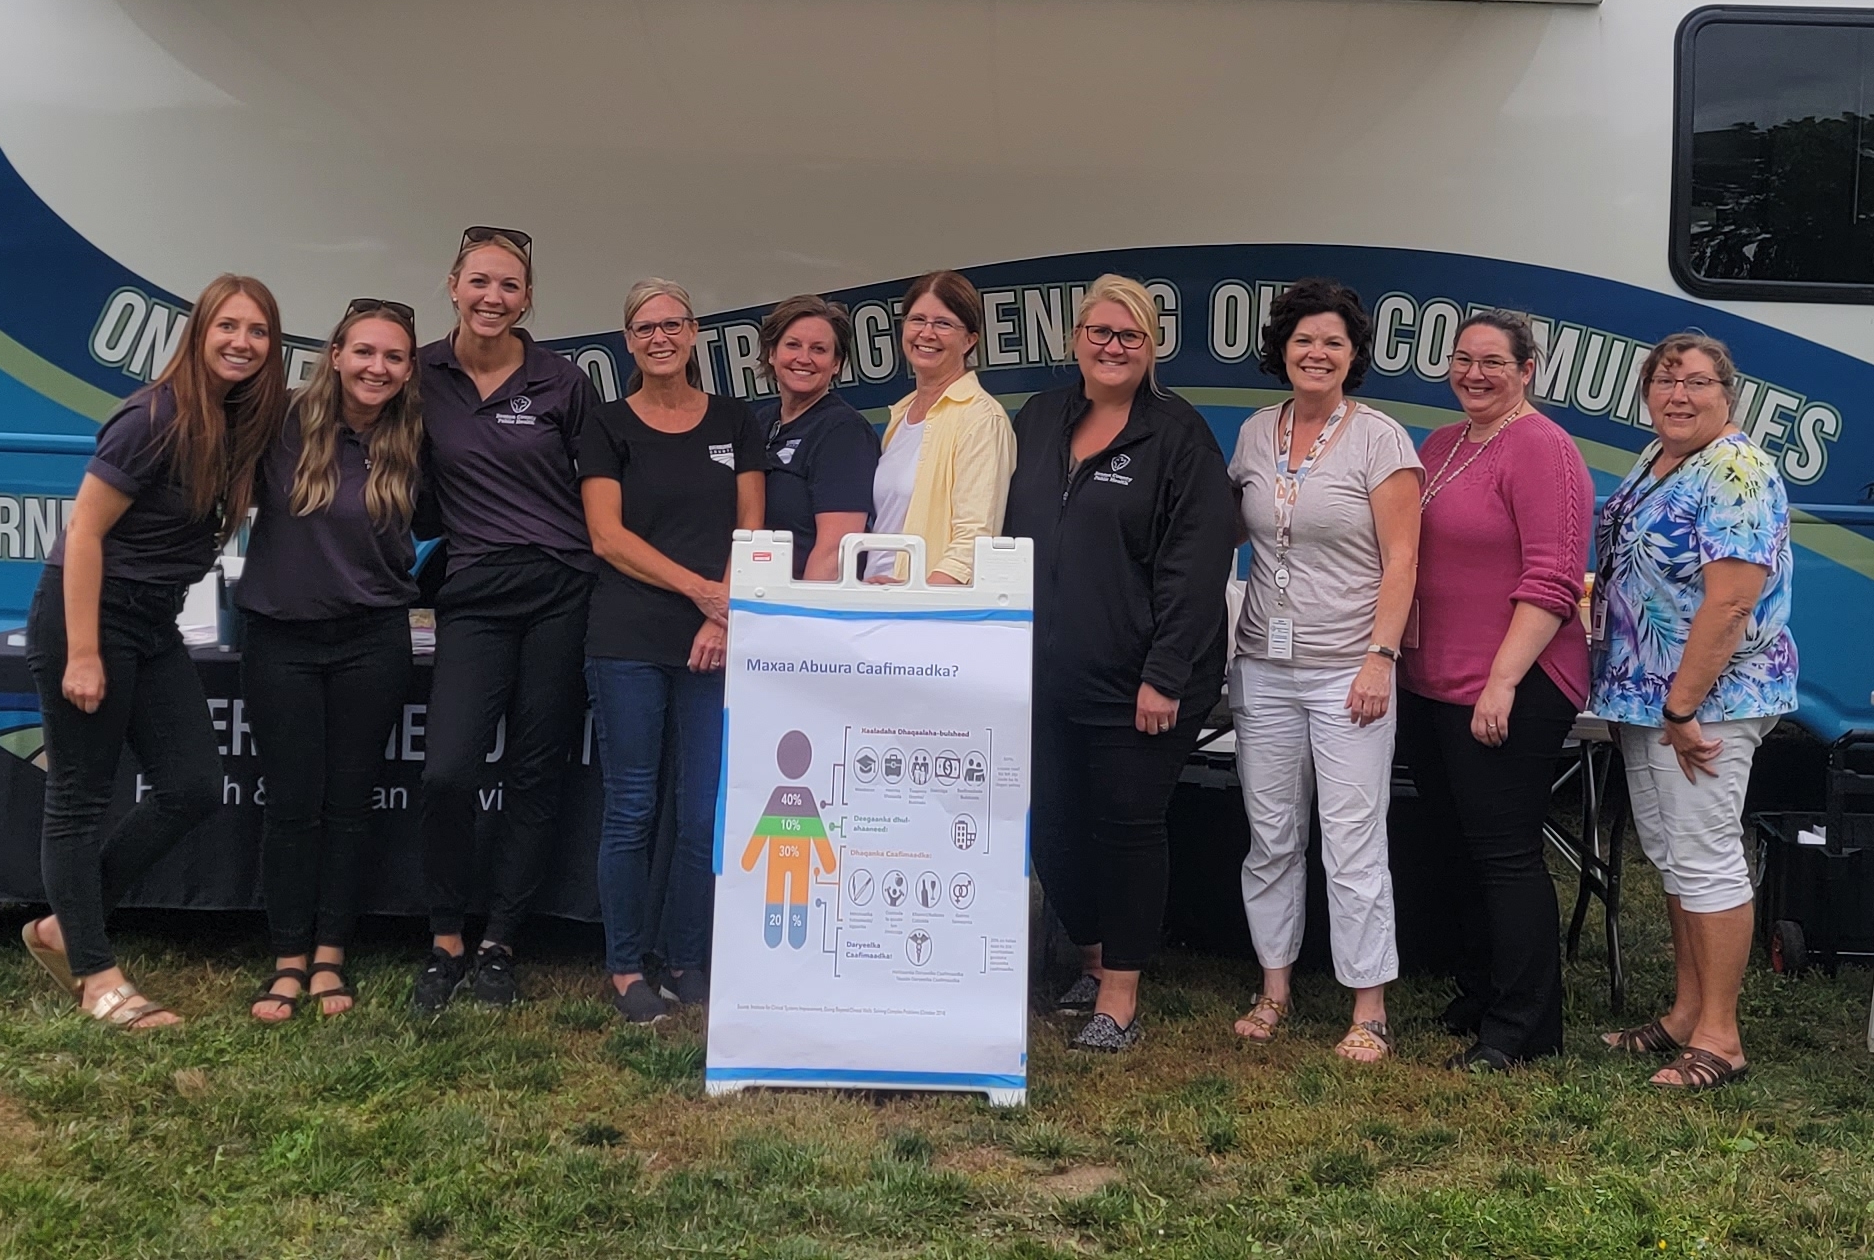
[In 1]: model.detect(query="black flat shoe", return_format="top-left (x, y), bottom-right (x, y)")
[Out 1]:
top-left (1445, 1042), bottom-right (1515, 1073)
top-left (1070, 1012), bottom-right (1142, 1053)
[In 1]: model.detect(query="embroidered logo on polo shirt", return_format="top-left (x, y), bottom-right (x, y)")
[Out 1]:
top-left (1093, 452), bottom-right (1133, 486)
top-left (512, 396), bottom-right (533, 414)
top-left (708, 443), bottom-right (735, 468)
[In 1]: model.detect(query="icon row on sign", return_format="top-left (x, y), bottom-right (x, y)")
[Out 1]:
top-left (847, 867), bottom-right (976, 911)
top-left (851, 747), bottom-right (987, 788)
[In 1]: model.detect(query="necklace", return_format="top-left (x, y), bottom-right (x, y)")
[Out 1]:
top-left (1420, 408), bottom-right (1528, 508)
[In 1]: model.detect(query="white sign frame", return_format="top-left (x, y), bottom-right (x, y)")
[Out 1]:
top-left (705, 531), bottom-right (1033, 1107)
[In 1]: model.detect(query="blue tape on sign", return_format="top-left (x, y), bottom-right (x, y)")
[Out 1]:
top-left (729, 599), bottom-right (1032, 623)
top-left (705, 1067), bottom-right (1026, 1089)
top-left (712, 708), bottom-right (731, 875)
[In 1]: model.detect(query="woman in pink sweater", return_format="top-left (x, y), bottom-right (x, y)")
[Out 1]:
top-left (1399, 310), bottom-right (1592, 1070)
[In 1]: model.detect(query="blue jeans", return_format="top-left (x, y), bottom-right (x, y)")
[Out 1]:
top-left (584, 658), bottom-right (724, 976)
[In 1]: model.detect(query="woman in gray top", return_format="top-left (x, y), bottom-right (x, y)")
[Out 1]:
top-left (1225, 279), bottom-right (1422, 1064)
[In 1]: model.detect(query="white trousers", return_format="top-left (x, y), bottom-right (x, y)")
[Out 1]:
top-left (1230, 655), bottom-right (1400, 988)
top-left (1619, 716), bottom-right (1773, 915)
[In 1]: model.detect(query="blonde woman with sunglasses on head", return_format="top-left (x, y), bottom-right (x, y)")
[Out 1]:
top-left (239, 299), bottom-right (424, 1021)
top-left (411, 227), bottom-right (603, 1012)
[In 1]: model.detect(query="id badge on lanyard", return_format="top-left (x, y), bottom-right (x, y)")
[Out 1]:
top-left (1265, 401), bottom-right (1350, 662)
top-left (1587, 570), bottom-right (1609, 649)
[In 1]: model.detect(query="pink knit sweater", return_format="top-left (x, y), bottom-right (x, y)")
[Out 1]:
top-left (1401, 414), bottom-right (1593, 709)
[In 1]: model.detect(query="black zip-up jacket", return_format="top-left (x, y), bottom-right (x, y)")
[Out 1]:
top-left (1004, 381), bottom-right (1236, 726)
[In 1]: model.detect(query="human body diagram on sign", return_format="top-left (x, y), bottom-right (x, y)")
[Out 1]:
top-left (740, 730), bottom-right (839, 950)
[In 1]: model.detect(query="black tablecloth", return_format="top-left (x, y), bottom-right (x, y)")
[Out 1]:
top-left (0, 644), bottom-right (626, 921)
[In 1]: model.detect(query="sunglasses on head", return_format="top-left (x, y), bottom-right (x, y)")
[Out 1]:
top-left (345, 297), bottom-right (416, 324)
top-left (459, 225), bottom-right (533, 255)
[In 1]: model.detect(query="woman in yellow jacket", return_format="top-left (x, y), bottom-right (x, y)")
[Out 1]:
top-left (866, 270), bottom-right (1016, 585)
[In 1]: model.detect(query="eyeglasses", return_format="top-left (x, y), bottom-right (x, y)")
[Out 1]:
top-left (627, 317), bottom-right (694, 340)
top-left (346, 297), bottom-right (416, 324)
top-left (904, 313), bottom-right (965, 336)
top-left (459, 225), bottom-right (533, 256)
top-left (1082, 324), bottom-right (1150, 350)
top-left (1448, 352), bottom-right (1520, 377)
top-left (1646, 374), bottom-right (1727, 395)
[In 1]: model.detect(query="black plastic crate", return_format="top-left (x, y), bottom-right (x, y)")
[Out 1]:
top-left (1753, 731), bottom-right (1874, 974)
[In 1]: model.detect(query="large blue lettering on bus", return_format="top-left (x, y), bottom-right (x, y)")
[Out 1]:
top-left (1, 150), bottom-right (1868, 736)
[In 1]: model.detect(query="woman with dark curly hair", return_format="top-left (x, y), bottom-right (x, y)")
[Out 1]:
top-left (1224, 278), bottom-right (1422, 1064)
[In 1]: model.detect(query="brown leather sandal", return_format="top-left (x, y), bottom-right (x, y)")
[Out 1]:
top-left (1652, 1046), bottom-right (1749, 1091)
top-left (1602, 1018), bottom-right (1683, 1055)
top-left (1334, 1019), bottom-right (1394, 1063)
top-left (1233, 994), bottom-right (1288, 1042)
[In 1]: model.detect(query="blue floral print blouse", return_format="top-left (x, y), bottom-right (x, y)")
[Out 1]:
top-left (1589, 432), bottom-right (1798, 727)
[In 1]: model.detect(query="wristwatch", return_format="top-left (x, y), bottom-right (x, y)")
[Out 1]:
top-left (1367, 644), bottom-right (1400, 662)
top-left (1662, 705), bottom-right (1697, 725)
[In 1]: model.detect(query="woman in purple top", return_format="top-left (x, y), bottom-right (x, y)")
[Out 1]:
top-left (238, 299), bottom-right (424, 1021)
top-left (1398, 311), bottom-right (1593, 1070)
top-left (21, 274), bottom-right (285, 1030)
top-left (410, 228), bottom-right (602, 1012)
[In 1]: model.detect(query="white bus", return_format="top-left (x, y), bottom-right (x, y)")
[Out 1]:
top-left (0, 0), bottom-right (1869, 744)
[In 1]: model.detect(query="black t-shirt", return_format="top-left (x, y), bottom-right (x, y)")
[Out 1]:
top-left (47, 383), bottom-right (222, 588)
top-left (757, 392), bottom-right (880, 578)
top-left (580, 393), bottom-right (764, 663)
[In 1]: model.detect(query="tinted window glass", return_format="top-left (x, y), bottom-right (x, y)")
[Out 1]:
top-left (1679, 13), bottom-right (1874, 296)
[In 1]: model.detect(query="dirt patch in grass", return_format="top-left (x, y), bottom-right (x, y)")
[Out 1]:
top-left (0, 1091), bottom-right (41, 1164)
top-left (1032, 1164), bottom-right (1122, 1196)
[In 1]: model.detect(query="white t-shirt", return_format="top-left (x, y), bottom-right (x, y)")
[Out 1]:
top-left (865, 416), bottom-right (928, 578)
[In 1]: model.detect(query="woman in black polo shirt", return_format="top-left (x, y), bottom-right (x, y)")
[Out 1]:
top-left (21, 274), bottom-right (286, 1029)
top-left (411, 227), bottom-right (602, 1012)
top-left (755, 295), bottom-right (878, 578)
top-left (581, 278), bottom-right (764, 1023)
top-left (1005, 274), bottom-right (1235, 1052)
top-left (239, 298), bottom-right (424, 1020)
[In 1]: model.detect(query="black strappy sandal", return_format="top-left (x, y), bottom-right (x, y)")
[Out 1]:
top-left (250, 967), bottom-right (308, 1021)
top-left (308, 960), bottom-right (357, 1015)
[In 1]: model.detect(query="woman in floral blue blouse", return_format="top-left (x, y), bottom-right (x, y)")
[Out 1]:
top-left (1590, 331), bottom-right (1797, 1092)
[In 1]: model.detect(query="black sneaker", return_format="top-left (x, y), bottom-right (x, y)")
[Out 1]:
top-left (612, 978), bottom-right (668, 1024)
top-left (662, 968), bottom-right (709, 1007)
top-left (472, 944), bottom-right (518, 1006)
top-left (412, 947), bottom-right (468, 1012)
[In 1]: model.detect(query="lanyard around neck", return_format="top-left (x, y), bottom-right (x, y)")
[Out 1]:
top-left (1272, 399), bottom-right (1351, 553)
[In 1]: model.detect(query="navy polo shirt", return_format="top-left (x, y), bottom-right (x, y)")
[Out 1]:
top-left (757, 392), bottom-right (880, 578)
top-left (418, 328), bottom-right (599, 574)
top-left (236, 413), bottom-right (419, 620)
top-left (46, 383), bottom-right (222, 588)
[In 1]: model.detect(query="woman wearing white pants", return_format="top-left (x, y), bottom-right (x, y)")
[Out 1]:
top-left (1225, 278), bottom-right (1422, 1063)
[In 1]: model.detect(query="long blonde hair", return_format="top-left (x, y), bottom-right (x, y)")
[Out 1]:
top-left (287, 306), bottom-right (424, 530)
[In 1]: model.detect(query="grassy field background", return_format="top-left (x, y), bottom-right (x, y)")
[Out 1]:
top-left (1, 859), bottom-right (1871, 1260)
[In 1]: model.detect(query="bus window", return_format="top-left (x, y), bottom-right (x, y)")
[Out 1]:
top-left (1673, 6), bottom-right (1874, 302)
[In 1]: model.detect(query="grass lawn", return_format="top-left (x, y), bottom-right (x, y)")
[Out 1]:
top-left (1, 860), bottom-right (1871, 1260)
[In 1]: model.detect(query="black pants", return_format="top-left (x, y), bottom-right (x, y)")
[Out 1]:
top-left (1399, 668), bottom-right (1577, 1061)
top-left (25, 568), bottom-right (222, 978)
top-left (242, 609), bottom-right (412, 956)
top-left (1030, 707), bottom-right (1206, 973)
top-left (420, 549), bottom-right (592, 944)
